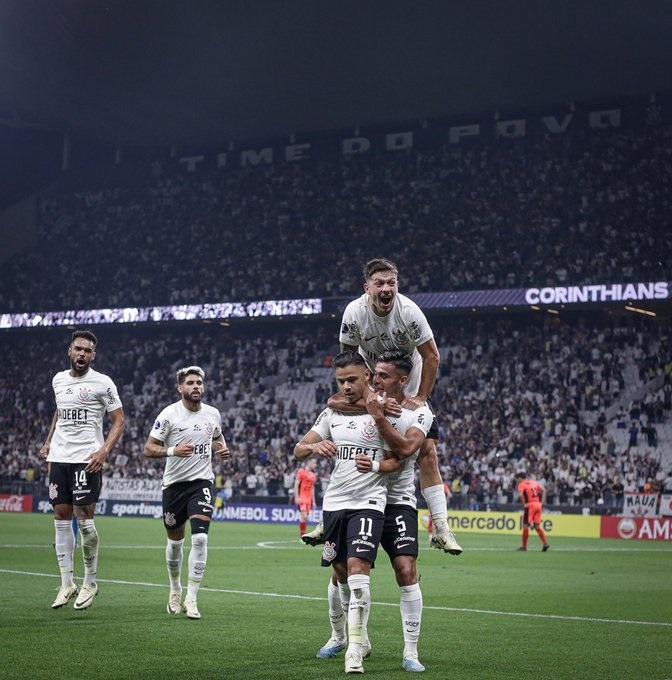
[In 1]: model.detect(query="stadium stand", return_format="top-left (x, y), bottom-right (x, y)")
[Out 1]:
top-left (1, 116), bottom-right (671, 514)
top-left (1, 313), bottom-right (669, 513)
top-left (0, 124), bottom-right (671, 312)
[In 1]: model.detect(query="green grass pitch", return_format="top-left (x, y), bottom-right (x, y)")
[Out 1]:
top-left (1, 514), bottom-right (670, 680)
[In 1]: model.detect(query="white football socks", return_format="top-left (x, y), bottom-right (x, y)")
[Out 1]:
top-left (166, 538), bottom-right (184, 592)
top-left (77, 519), bottom-right (99, 587)
top-left (328, 578), bottom-right (347, 639)
top-left (186, 533), bottom-right (208, 600)
top-left (400, 583), bottom-right (423, 656)
top-left (347, 573), bottom-right (371, 650)
top-left (54, 520), bottom-right (75, 587)
top-left (422, 483), bottom-right (449, 524)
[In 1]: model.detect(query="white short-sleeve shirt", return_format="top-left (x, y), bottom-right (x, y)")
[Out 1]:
top-left (339, 292), bottom-right (434, 397)
top-left (149, 400), bottom-right (222, 489)
top-left (311, 408), bottom-right (390, 513)
top-left (47, 368), bottom-right (123, 464)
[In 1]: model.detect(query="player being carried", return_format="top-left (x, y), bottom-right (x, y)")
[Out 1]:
top-left (303, 258), bottom-right (461, 556)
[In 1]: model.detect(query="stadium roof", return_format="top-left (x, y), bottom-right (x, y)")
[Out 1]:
top-left (2, 0), bottom-right (672, 148)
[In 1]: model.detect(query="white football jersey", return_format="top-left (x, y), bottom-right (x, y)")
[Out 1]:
top-left (149, 401), bottom-right (222, 489)
top-left (385, 405), bottom-right (433, 508)
top-left (339, 292), bottom-right (434, 397)
top-left (311, 408), bottom-right (390, 512)
top-left (47, 368), bottom-right (123, 464)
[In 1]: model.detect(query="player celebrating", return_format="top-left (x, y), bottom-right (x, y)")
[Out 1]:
top-left (144, 365), bottom-right (229, 619)
top-left (294, 458), bottom-right (317, 538)
top-left (315, 258), bottom-right (461, 555)
top-left (317, 351), bottom-right (432, 672)
top-left (40, 329), bottom-right (125, 610)
top-left (516, 472), bottom-right (550, 551)
top-left (296, 351), bottom-right (425, 674)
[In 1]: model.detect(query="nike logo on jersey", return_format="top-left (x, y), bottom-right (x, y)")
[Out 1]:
top-left (355, 547), bottom-right (369, 553)
top-left (397, 543), bottom-right (410, 548)
top-left (364, 335), bottom-right (377, 341)
top-left (178, 427), bottom-right (189, 432)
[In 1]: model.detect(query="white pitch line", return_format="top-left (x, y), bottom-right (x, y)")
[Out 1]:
top-left (256, 541), bottom-right (672, 553)
top-left (3, 541), bottom-right (672, 553)
top-left (1, 541), bottom-right (671, 553)
top-left (1, 567), bottom-right (670, 628)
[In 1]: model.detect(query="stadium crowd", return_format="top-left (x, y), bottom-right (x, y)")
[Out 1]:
top-left (431, 318), bottom-right (671, 509)
top-left (2, 314), bottom-right (670, 510)
top-left (2, 117), bottom-right (671, 511)
top-left (0, 123), bottom-right (671, 313)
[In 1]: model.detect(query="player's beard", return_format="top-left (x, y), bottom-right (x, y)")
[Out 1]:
top-left (70, 358), bottom-right (90, 376)
top-left (183, 391), bottom-right (202, 404)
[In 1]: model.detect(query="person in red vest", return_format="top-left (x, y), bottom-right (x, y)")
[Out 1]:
top-left (294, 457), bottom-right (317, 538)
top-left (516, 472), bottom-right (550, 552)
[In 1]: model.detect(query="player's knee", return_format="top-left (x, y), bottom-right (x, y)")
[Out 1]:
top-left (333, 565), bottom-right (347, 583)
top-left (421, 437), bottom-right (437, 454)
top-left (167, 527), bottom-right (186, 541)
top-left (419, 442), bottom-right (438, 468)
top-left (394, 562), bottom-right (417, 587)
top-left (191, 532), bottom-right (208, 549)
top-left (77, 519), bottom-right (97, 536)
top-left (190, 517), bottom-right (211, 535)
top-left (73, 505), bottom-right (95, 521)
top-left (53, 505), bottom-right (73, 521)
